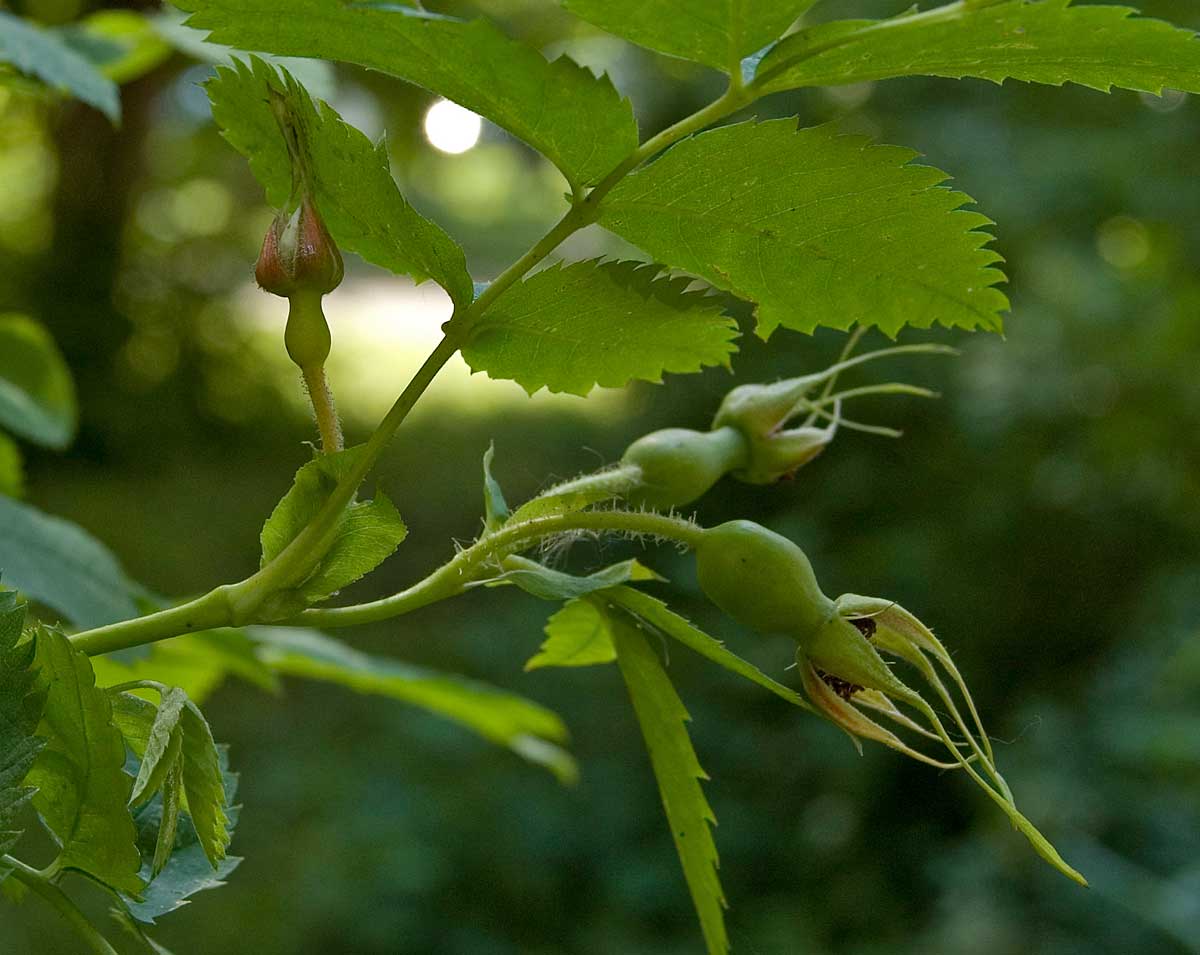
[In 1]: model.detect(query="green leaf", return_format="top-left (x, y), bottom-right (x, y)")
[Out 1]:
top-left (755, 1), bottom-right (1200, 97)
top-left (0, 11), bottom-right (121, 121)
top-left (177, 700), bottom-right (231, 867)
top-left (0, 432), bottom-right (24, 499)
top-left (497, 554), bottom-right (663, 603)
top-left (0, 313), bottom-right (77, 450)
top-left (176, 0), bottom-right (638, 190)
top-left (129, 688), bottom-right (188, 807)
top-left (151, 757), bottom-right (184, 879)
top-left (123, 746), bottom-right (241, 924)
top-left (58, 11), bottom-right (174, 85)
top-left (611, 613), bottom-right (727, 955)
top-left (526, 597), bottom-right (617, 671)
top-left (0, 494), bottom-right (142, 628)
top-left (249, 627), bottom-right (578, 783)
top-left (463, 259), bottom-right (739, 396)
top-left (26, 627), bottom-right (143, 896)
top-left (0, 592), bottom-right (44, 868)
top-left (259, 446), bottom-right (407, 604)
top-left (605, 587), bottom-right (814, 712)
top-left (563, 0), bottom-right (817, 72)
top-left (481, 443), bottom-right (510, 533)
top-left (598, 119), bottom-right (1008, 339)
top-left (206, 58), bottom-right (473, 306)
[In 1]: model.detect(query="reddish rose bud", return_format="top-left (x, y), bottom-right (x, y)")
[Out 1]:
top-left (255, 195), bottom-right (344, 298)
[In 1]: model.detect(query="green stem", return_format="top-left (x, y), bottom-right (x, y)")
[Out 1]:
top-left (293, 509), bottom-right (705, 629)
top-left (300, 362), bottom-right (344, 453)
top-left (70, 587), bottom-right (234, 657)
top-left (2, 855), bottom-right (120, 955)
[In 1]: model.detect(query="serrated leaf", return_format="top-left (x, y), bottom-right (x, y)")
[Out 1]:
top-left (0, 11), bottom-right (121, 121)
top-left (0, 592), bottom-right (44, 872)
top-left (129, 689), bottom-right (187, 807)
top-left (124, 747), bottom-right (241, 924)
top-left (598, 119), bottom-right (1008, 339)
top-left (259, 445), bottom-right (407, 604)
top-left (464, 259), bottom-right (739, 396)
top-left (151, 757), bottom-right (184, 879)
top-left (177, 701), bottom-right (230, 868)
top-left (611, 612), bottom-right (727, 955)
top-left (755, 1), bottom-right (1200, 97)
top-left (0, 432), bottom-right (24, 499)
top-left (301, 492), bottom-right (408, 602)
top-left (176, 0), bottom-right (638, 190)
top-left (563, 0), bottom-right (817, 72)
top-left (207, 57), bottom-right (473, 306)
top-left (26, 628), bottom-right (143, 896)
top-left (605, 587), bottom-right (813, 712)
top-left (497, 554), bottom-right (663, 603)
top-left (248, 627), bottom-right (578, 783)
top-left (0, 313), bottom-right (77, 450)
top-left (482, 443), bottom-right (510, 532)
top-left (526, 598), bottom-right (617, 671)
top-left (0, 494), bottom-right (142, 628)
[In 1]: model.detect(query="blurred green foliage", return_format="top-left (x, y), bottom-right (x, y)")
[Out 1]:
top-left (1, 0), bottom-right (1198, 952)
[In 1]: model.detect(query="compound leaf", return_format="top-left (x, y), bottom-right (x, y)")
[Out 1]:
top-left (249, 627), bottom-right (577, 783)
top-left (177, 701), bottom-right (230, 867)
top-left (755, 1), bottom-right (1200, 97)
top-left (0, 494), bottom-right (141, 628)
top-left (611, 613), bottom-right (727, 955)
top-left (562, 0), bottom-right (818, 72)
top-left (463, 259), bottom-right (738, 396)
top-left (0, 592), bottom-right (44, 869)
top-left (0, 11), bottom-right (121, 121)
top-left (207, 57), bottom-right (473, 306)
top-left (26, 627), bottom-right (143, 896)
top-left (598, 119), bottom-right (1008, 339)
top-left (177, 0), bottom-right (638, 190)
top-left (0, 313), bottom-right (77, 450)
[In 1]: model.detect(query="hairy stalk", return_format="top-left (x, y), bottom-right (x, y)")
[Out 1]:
top-left (300, 363), bottom-right (343, 453)
top-left (2, 856), bottom-right (120, 955)
top-left (294, 509), bottom-right (705, 629)
top-left (70, 509), bottom-right (704, 655)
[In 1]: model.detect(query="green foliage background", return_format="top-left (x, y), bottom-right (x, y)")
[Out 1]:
top-left (2, 0), bottom-right (1198, 951)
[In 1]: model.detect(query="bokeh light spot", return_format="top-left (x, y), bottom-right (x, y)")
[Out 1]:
top-left (424, 99), bottom-right (482, 154)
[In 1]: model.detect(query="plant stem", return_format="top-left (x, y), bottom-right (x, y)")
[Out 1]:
top-left (70, 587), bottom-right (234, 657)
top-left (300, 363), bottom-right (343, 453)
top-left (293, 509), bottom-right (705, 629)
top-left (2, 855), bottom-right (120, 955)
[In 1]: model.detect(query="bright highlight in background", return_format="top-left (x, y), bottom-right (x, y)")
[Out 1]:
top-left (424, 99), bottom-right (482, 154)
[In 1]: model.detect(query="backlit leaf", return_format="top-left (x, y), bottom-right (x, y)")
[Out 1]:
top-left (0, 592), bottom-right (44, 869)
top-left (526, 598), bottom-right (617, 671)
top-left (463, 259), bottom-right (738, 396)
top-left (599, 119), bottom-right (1008, 339)
top-left (755, 1), bottom-right (1200, 97)
top-left (177, 0), bottom-right (638, 190)
top-left (562, 0), bottom-right (818, 72)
